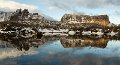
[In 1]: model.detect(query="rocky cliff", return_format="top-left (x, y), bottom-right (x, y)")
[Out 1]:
top-left (61, 14), bottom-right (110, 27)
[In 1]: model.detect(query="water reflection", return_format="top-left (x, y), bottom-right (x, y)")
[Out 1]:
top-left (0, 35), bottom-right (113, 51)
top-left (60, 36), bottom-right (108, 48)
top-left (0, 34), bottom-right (120, 65)
top-left (0, 34), bottom-right (60, 54)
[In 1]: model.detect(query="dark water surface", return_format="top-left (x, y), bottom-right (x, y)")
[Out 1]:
top-left (0, 35), bottom-right (120, 65)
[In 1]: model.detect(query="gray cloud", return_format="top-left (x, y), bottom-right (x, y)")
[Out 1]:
top-left (106, 0), bottom-right (120, 6)
top-left (39, 52), bottom-right (120, 65)
top-left (115, 11), bottom-right (120, 15)
top-left (52, 2), bottom-right (72, 11)
top-left (42, 0), bottom-right (120, 11)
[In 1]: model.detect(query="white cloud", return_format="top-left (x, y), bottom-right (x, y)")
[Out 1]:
top-left (0, 48), bottom-right (38, 60)
top-left (0, 0), bottom-right (38, 12)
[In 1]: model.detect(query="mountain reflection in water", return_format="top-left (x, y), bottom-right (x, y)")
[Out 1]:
top-left (0, 35), bottom-right (120, 65)
top-left (60, 36), bottom-right (108, 48)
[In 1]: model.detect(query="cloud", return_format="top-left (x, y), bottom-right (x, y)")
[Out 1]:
top-left (114, 11), bottom-right (120, 15)
top-left (39, 51), bottom-right (120, 65)
top-left (40, 0), bottom-right (120, 24)
top-left (0, 0), bottom-right (38, 12)
top-left (106, 0), bottom-right (120, 6)
top-left (42, 0), bottom-right (120, 11)
top-left (0, 48), bottom-right (38, 60)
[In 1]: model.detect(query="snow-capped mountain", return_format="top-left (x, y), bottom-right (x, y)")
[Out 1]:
top-left (0, 9), bottom-right (56, 22)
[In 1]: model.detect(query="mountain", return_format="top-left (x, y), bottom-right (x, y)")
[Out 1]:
top-left (61, 14), bottom-right (110, 27)
top-left (0, 9), bottom-right (56, 22)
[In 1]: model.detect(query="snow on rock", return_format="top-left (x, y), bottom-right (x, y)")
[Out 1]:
top-left (39, 29), bottom-right (69, 33)
top-left (59, 29), bottom-right (69, 32)
top-left (43, 33), bottom-right (52, 36)
top-left (91, 32), bottom-right (104, 35)
top-left (82, 31), bottom-right (91, 35)
top-left (107, 31), bottom-right (118, 36)
top-left (68, 31), bottom-right (76, 35)
top-left (40, 29), bottom-right (52, 32)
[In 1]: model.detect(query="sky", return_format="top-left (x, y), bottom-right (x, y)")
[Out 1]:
top-left (0, 0), bottom-right (120, 24)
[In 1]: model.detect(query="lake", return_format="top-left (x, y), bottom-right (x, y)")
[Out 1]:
top-left (0, 35), bottom-right (120, 65)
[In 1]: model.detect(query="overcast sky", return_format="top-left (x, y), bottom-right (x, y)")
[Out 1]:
top-left (0, 0), bottom-right (120, 24)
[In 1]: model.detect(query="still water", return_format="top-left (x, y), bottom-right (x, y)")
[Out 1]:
top-left (0, 35), bottom-right (120, 65)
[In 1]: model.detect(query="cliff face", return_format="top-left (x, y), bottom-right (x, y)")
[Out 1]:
top-left (61, 14), bottom-right (110, 27)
